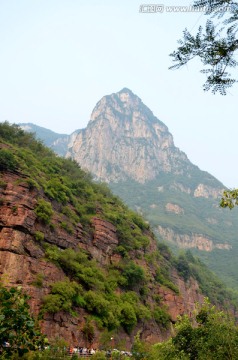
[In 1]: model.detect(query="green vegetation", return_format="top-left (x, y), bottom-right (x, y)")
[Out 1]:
top-left (170, 0), bottom-right (238, 95)
top-left (173, 250), bottom-right (237, 307)
top-left (60, 221), bottom-right (73, 234)
top-left (81, 318), bottom-right (95, 347)
top-left (2, 283), bottom-right (238, 360)
top-left (1, 122), bottom-right (237, 349)
top-left (34, 231), bottom-right (44, 242)
top-left (0, 284), bottom-right (46, 358)
top-left (155, 267), bottom-right (179, 294)
top-left (122, 262), bottom-right (146, 289)
top-left (151, 300), bottom-right (238, 360)
top-left (220, 189), bottom-right (238, 209)
top-left (42, 279), bottom-right (81, 314)
top-left (34, 199), bottom-right (54, 225)
top-left (110, 174), bottom-right (238, 290)
top-left (18, 122), bottom-right (69, 156)
top-left (153, 306), bottom-right (171, 329)
top-left (31, 273), bottom-right (44, 288)
top-left (0, 148), bottom-right (18, 171)
top-left (43, 246), bottom-right (153, 333)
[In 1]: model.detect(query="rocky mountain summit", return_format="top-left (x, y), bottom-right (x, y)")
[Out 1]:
top-left (19, 89), bottom-right (238, 290)
top-left (2, 123), bottom-right (232, 348)
top-left (67, 88), bottom-right (196, 184)
top-left (64, 89), bottom-right (238, 288)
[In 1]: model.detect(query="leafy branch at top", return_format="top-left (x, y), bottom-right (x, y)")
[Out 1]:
top-left (170, 0), bottom-right (238, 94)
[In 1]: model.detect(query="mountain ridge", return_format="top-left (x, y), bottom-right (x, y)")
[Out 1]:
top-left (17, 88), bottom-right (238, 289)
top-left (66, 88), bottom-right (198, 184)
top-left (2, 122), bottom-right (234, 348)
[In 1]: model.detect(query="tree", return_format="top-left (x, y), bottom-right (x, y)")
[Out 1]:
top-left (0, 284), bottom-right (46, 358)
top-left (81, 319), bottom-right (95, 348)
top-left (220, 188), bottom-right (238, 208)
top-left (170, 0), bottom-right (238, 94)
top-left (151, 299), bottom-right (238, 359)
top-left (131, 331), bottom-right (153, 360)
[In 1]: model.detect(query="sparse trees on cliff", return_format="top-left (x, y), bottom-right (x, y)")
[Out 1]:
top-left (170, 0), bottom-right (238, 94)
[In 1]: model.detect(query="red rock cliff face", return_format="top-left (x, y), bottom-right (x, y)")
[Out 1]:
top-left (0, 171), bottom-right (205, 347)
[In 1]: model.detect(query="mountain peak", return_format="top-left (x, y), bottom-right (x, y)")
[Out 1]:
top-left (90, 89), bottom-right (143, 123)
top-left (117, 87), bottom-right (136, 97)
top-left (118, 87), bottom-right (133, 94)
top-left (69, 89), bottom-right (185, 183)
top-left (116, 88), bottom-right (141, 106)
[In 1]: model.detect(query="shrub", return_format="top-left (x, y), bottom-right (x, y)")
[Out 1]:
top-left (174, 255), bottom-right (191, 282)
top-left (60, 221), bottom-right (73, 234)
top-left (12, 205), bottom-right (18, 214)
top-left (0, 148), bottom-right (18, 171)
top-left (136, 304), bottom-right (152, 321)
top-left (45, 245), bottom-right (60, 262)
top-left (132, 331), bottom-right (152, 360)
top-left (131, 213), bottom-right (149, 231)
top-left (27, 178), bottom-right (39, 190)
top-left (153, 306), bottom-right (171, 329)
top-left (81, 319), bottom-right (95, 347)
top-left (35, 231), bottom-right (44, 242)
top-left (84, 291), bottom-right (110, 317)
top-left (31, 273), bottom-right (44, 288)
top-left (120, 302), bottom-right (137, 333)
top-left (42, 294), bottom-right (62, 313)
top-left (114, 245), bottom-right (128, 258)
top-left (155, 268), bottom-right (179, 294)
top-left (122, 262), bottom-right (145, 289)
top-left (91, 352), bottom-right (107, 360)
top-left (34, 199), bottom-right (54, 224)
top-left (61, 205), bottom-right (79, 223)
top-left (42, 279), bottom-right (81, 314)
top-left (44, 179), bottom-right (72, 204)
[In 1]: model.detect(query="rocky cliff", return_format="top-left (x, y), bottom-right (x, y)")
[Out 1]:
top-left (0, 164), bottom-right (207, 347)
top-left (18, 89), bottom-right (238, 289)
top-left (64, 89), bottom-right (238, 289)
top-left (3, 124), bottom-right (233, 349)
top-left (66, 88), bottom-right (192, 184)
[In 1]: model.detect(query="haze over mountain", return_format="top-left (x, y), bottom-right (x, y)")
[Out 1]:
top-left (20, 88), bottom-right (238, 289)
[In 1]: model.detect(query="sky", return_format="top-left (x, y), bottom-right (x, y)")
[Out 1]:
top-left (0, 0), bottom-right (237, 188)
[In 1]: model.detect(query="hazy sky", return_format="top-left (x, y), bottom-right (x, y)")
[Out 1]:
top-left (0, 0), bottom-right (237, 188)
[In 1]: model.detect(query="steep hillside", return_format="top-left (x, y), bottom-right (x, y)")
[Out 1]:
top-left (63, 88), bottom-right (238, 289)
top-left (18, 89), bottom-right (238, 289)
top-left (0, 122), bottom-right (235, 348)
top-left (19, 123), bottom-right (72, 156)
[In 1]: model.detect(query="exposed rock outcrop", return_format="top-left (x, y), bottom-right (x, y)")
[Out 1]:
top-left (66, 88), bottom-right (191, 184)
top-left (18, 89), bottom-right (238, 289)
top-left (157, 226), bottom-right (232, 251)
top-left (194, 183), bottom-right (222, 199)
top-left (165, 203), bottom-right (184, 215)
top-left (0, 170), bottom-right (207, 347)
